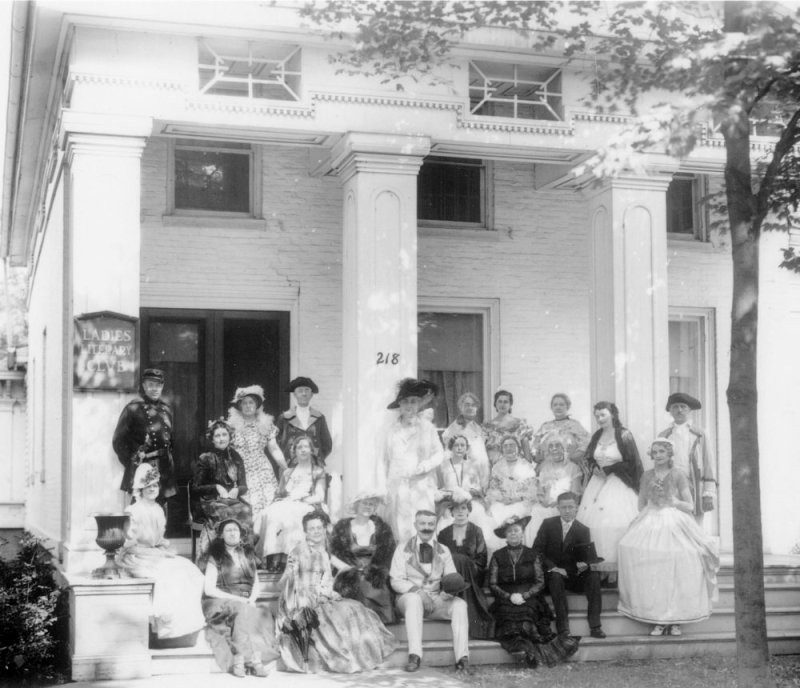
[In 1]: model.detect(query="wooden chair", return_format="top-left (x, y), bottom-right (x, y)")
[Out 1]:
top-left (186, 483), bottom-right (204, 563)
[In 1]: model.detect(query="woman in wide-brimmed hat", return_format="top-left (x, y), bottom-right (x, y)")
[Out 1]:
top-left (117, 464), bottom-right (205, 642)
top-left (226, 385), bottom-right (287, 522)
top-left (383, 378), bottom-right (444, 542)
top-left (488, 515), bottom-right (579, 668)
top-left (202, 518), bottom-right (279, 677)
top-left (437, 490), bottom-right (495, 639)
top-left (330, 491), bottom-right (396, 623)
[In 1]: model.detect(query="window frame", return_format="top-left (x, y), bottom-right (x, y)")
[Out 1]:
top-left (166, 138), bottom-right (262, 219)
top-left (668, 306), bottom-right (718, 535)
top-left (417, 297), bottom-right (500, 421)
top-left (667, 173), bottom-right (708, 242)
top-left (417, 157), bottom-right (494, 231)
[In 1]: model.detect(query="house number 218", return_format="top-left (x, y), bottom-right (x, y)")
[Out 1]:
top-left (376, 352), bottom-right (400, 365)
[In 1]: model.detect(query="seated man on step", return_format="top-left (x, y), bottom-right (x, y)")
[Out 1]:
top-left (390, 510), bottom-right (471, 674)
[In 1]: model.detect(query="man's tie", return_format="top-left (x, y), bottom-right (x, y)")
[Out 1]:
top-left (419, 542), bottom-right (434, 564)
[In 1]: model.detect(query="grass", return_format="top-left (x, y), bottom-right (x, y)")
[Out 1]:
top-left (444, 655), bottom-right (800, 687)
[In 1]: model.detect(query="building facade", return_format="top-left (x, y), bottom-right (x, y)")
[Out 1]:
top-left (4, 1), bottom-right (800, 573)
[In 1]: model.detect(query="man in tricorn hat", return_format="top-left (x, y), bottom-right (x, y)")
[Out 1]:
top-left (113, 368), bottom-right (177, 503)
top-left (658, 392), bottom-right (717, 522)
top-left (276, 376), bottom-right (332, 465)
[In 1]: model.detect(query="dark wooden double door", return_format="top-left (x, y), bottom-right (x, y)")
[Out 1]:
top-left (141, 309), bottom-right (290, 536)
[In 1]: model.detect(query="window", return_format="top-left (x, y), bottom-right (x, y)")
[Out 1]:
top-left (669, 308), bottom-right (718, 534)
top-left (469, 61), bottom-right (563, 121)
top-left (418, 157), bottom-right (486, 228)
top-left (198, 39), bottom-right (301, 101)
top-left (667, 174), bottom-right (706, 240)
top-left (170, 139), bottom-right (259, 216)
top-left (417, 299), bottom-right (499, 430)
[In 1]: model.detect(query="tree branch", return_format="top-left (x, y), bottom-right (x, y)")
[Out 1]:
top-left (755, 106), bottom-right (800, 220)
top-left (746, 77), bottom-right (777, 114)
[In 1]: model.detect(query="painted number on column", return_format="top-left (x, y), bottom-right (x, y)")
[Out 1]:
top-left (376, 353), bottom-right (400, 365)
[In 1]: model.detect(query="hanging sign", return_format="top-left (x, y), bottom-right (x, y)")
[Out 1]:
top-left (73, 311), bottom-right (138, 391)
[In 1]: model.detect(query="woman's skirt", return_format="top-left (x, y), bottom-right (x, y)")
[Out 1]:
top-left (202, 597), bottom-right (279, 672)
top-left (117, 545), bottom-right (205, 639)
top-left (333, 568), bottom-right (396, 624)
top-left (279, 598), bottom-right (397, 673)
top-left (450, 553), bottom-right (494, 639)
top-left (576, 473), bottom-right (639, 571)
top-left (618, 506), bottom-right (719, 624)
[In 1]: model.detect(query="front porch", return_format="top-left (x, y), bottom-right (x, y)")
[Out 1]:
top-left (59, 554), bottom-right (800, 682)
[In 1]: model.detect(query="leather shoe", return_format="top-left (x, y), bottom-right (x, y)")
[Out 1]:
top-left (405, 654), bottom-right (421, 672)
top-left (455, 656), bottom-right (471, 674)
top-left (590, 628), bottom-right (607, 639)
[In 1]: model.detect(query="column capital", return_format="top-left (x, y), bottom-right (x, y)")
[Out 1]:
top-left (65, 133), bottom-right (147, 165)
top-left (329, 132), bottom-right (431, 182)
top-left (60, 111), bottom-right (152, 155)
top-left (583, 171), bottom-right (673, 199)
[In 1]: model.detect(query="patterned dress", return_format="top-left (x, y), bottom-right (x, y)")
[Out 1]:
top-left (531, 417), bottom-right (591, 466)
top-left (228, 413), bottom-right (281, 518)
top-left (483, 416), bottom-right (533, 466)
top-left (278, 541), bottom-right (397, 673)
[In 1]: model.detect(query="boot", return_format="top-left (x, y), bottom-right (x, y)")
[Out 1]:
top-left (231, 655), bottom-right (246, 678)
top-left (250, 660), bottom-right (269, 677)
top-left (264, 553), bottom-right (280, 572)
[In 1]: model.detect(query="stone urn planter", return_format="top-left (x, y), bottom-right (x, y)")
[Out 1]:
top-left (92, 513), bottom-right (129, 579)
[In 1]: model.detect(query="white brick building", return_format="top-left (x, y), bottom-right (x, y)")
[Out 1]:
top-left (3, 1), bottom-right (800, 574)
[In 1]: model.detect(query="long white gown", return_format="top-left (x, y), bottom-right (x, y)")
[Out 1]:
top-left (117, 500), bottom-right (205, 639)
top-left (576, 441), bottom-right (639, 571)
top-left (618, 468), bottom-right (719, 624)
top-left (384, 415), bottom-right (444, 543)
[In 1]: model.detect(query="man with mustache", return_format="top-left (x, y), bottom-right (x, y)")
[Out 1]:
top-left (390, 510), bottom-right (470, 674)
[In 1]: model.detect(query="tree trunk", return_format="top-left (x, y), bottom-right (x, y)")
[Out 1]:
top-left (724, 131), bottom-right (773, 687)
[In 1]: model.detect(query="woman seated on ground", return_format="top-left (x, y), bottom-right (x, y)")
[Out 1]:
top-left (577, 402), bottom-right (643, 584)
top-left (442, 392), bottom-right (491, 490)
top-left (488, 515), bottom-right (579, 668)
top-left (257, 436), bottom-right (327, 571)
top-left (618, 438), bottom-right (720, 637)
top-left (435, 434), bottom-right (493, 534)
top-left (437, 492), bottom-right (495, 639)
top-left (278, 511), bottom-right (397, 673)
top-left (330, 492), bottom-right (396, 624)
top-left (531, 393), bottom-right (590, 466)
top-left (536, 431), bottom-right (584, 515)
top-left (485, 435), bottom-right (548, 551)
top-left (117, 464), bottom-right (205, 643)
top-left (192, 419), bottom-right (253, 558)
top-left (201, 518), bottom-right (278, 678)
top-left (483, 390), bottom-right (534, 466)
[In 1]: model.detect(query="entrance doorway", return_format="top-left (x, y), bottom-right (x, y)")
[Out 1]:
top-left (140, 308), bottom-right (290, 535)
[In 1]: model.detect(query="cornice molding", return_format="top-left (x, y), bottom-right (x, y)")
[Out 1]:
top-left (185, 97), bottom-right (315, 118)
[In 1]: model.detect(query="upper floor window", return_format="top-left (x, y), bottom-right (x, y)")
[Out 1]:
top-left (170, 139), bottom-right (259, 216)
top-left (198, 39), bottom-right (301, 101)
top-left (418, 157), bottom-right (487, 228)
top-left (667, 174), bottom-right (706, 240)
top-left (469, 61), bottom-right (563, 121)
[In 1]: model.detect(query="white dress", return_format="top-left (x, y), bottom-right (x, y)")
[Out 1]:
top-left (618, 469), bottom-right (719, 624)
top-left (441, 419), bottom-right (490, 491)
top-left (384, 416), bottom-right (444, 543)
top-left (576, 441), bottom-right (639, 571)
top-left (116, 500), bottom-right (205, 639)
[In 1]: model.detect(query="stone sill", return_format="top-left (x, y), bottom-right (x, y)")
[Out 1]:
top-left (419, 226), bottom-right (503, 242)
top-left (161, 214), bottom-right (268, 231)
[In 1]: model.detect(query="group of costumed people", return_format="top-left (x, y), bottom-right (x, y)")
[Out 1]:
top-left (111, 369), bottom-right (720, 677)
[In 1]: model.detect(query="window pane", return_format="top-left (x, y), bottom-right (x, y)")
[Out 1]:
top-left (667, 178), bottom-right (695, 234)
top-left (149, 322), bottom-right (200, 363)
top-left (668, 319), bottom-right (702, 400)
top-left (418, 159), bottom-right (482, 224)
top-left (175, 149), bottom-right (249, 212)
top-left (418, 312), bottom-right (483, 428)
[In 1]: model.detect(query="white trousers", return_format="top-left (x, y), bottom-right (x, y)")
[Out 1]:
top-left (396, 592), bottom-right (469, 660)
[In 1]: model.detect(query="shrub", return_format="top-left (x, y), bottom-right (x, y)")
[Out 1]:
top-left (0, 534), bottom-right (65, 682)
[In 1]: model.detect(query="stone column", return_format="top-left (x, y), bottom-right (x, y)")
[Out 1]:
top-left (62, 129), bottom-right (147, 573)
top-left (331, 132), bottom-right (431, 502)
top-left (586, 175), bottom-right (671, 452)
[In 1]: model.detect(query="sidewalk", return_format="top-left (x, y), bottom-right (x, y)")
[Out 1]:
top-left (68, 667), bottom-right (465, 688)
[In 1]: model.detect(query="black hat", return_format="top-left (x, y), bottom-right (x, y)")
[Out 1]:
top-left (493, 514), bottom-right (532, 539)
top-left (142, 368), bottom-right (165, 383)
top-left (665, 392), bottom-right (701, 412)
top-left (287, 377), bottom-right (319, 394)
top-left (417, 378), bottom-right (439, 397)
top-left (440, 572), bottom-right (470, 595)
top-left (574, 541), bottom-right (605, 565)
top-left (387, 378), bottom-right (428, 410)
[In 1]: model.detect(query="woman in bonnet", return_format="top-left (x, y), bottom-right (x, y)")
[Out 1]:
top-left (226, 385), bottom-right (287, 523)
top-left (117, 464), bottom-right (205, 641)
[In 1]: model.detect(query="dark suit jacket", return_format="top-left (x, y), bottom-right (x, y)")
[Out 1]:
top-left (533, 515), bottom-right (593, 577)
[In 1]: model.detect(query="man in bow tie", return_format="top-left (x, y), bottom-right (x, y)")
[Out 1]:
top-left (390, 510), bottom-right (470, 674)
top-left (533, 491), bottom-right (605, 639)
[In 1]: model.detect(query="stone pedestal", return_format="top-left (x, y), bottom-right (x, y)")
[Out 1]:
top-left (331, 132), bottom-right (431, 501)
top-left (57, 569), bottom-right (154, 681)
top-left (586, 175), bottom-right (671, 447)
